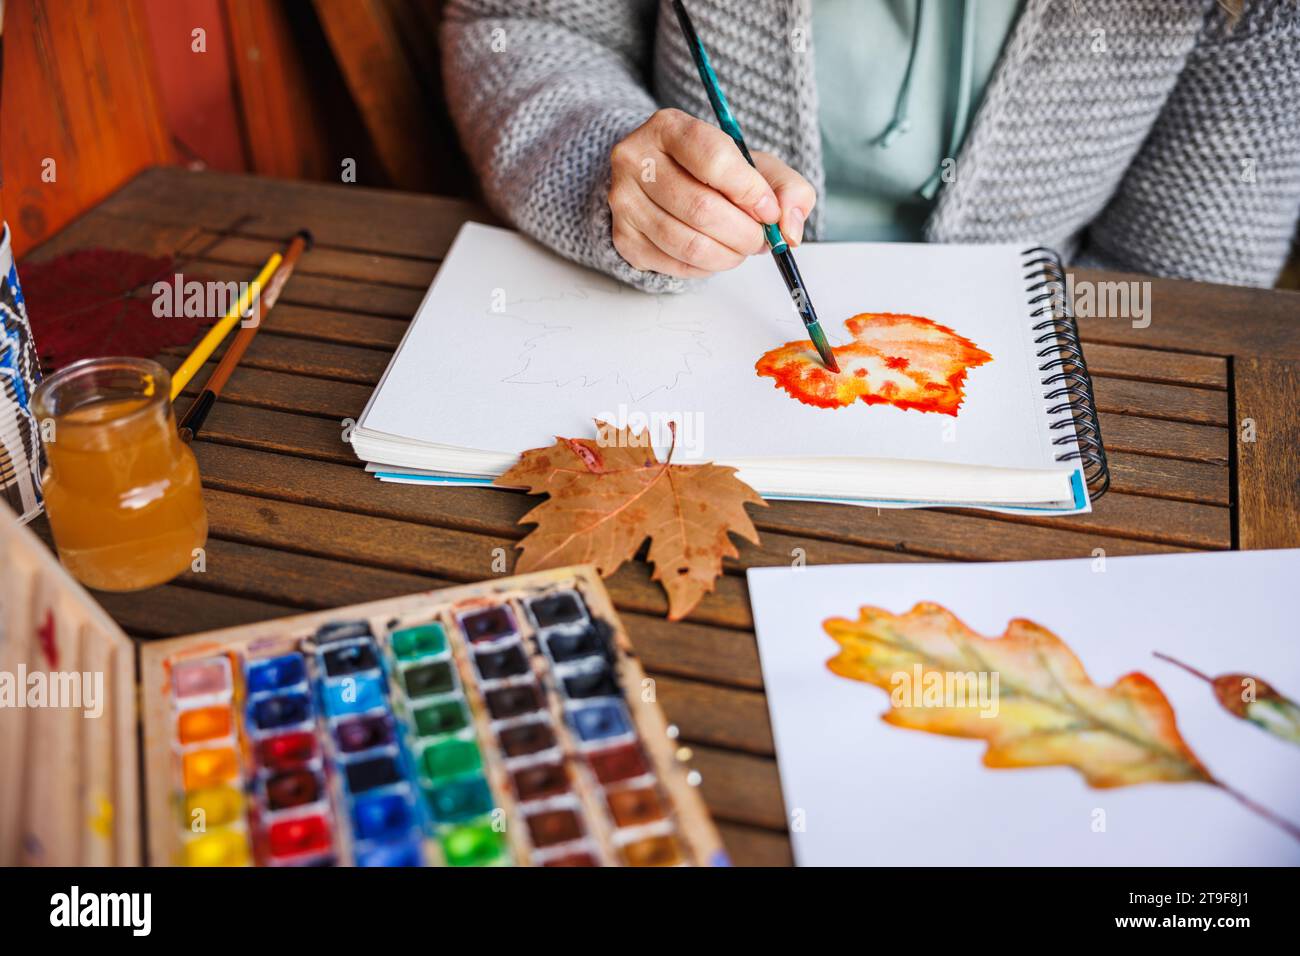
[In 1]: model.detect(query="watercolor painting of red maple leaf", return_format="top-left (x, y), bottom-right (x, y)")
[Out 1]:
top-left (756, 312), bottom-right (993, 415)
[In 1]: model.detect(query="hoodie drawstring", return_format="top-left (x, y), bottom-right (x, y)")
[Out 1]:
top-left (920, 0), bottom-right (975, 198)
top-left (874, 0), bottom-right (926, 148)
top-left (873, 0), bottom-right (977, 200)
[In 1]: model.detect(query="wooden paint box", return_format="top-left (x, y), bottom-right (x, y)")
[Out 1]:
top-left (0, 506), bottom-right (725, 867)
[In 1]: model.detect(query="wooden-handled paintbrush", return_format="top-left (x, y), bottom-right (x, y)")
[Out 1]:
top-left (671, 0), bottom-right (839, 372)
top-left (178, 229), bottom-right (313, 442)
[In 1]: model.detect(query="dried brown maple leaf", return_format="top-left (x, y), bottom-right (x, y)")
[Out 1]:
top-left (495, 420), bottom-right (765, 620)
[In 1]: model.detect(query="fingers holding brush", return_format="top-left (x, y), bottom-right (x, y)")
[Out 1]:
top-left (611, 219), bottom-right (712, 280)
top-left (609, 108), bottom-right (777, 277)
top-left (753, 151), bottom-right (816, 248)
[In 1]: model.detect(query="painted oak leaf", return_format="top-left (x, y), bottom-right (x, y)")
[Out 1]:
top-left (824, 602), bottom-right (1210, 788)
top-left (825, 603), bottom-right (1300, 840)
top-left (756, 312), bottom-right (992, 414)
top-left (1155, 652), bottom-right (1300, 748)
top-left (495, 420), bottom-right (765, 621)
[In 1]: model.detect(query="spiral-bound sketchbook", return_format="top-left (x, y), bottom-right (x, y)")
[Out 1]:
top-left (352, 222), bottom-right (1108, 513)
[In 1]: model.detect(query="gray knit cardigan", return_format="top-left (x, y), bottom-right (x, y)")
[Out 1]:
top-left (442, 0), bottom-right (1300, 291)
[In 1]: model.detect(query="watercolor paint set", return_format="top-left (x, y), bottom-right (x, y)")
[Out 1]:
top-left (1, 509), bottom-right (722, 868)
top-left (139, 566), bottom-right (726, 867)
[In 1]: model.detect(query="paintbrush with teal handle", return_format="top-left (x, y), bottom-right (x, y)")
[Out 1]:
top-left (671, 0), bottom-right (839, 372)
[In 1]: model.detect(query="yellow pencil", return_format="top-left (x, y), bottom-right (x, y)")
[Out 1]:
top-left (169, 253), bottom-right (282, 400)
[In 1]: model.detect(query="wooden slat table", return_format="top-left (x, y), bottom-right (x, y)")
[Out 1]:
top-left (23, 167), bottom-right (1300, 866)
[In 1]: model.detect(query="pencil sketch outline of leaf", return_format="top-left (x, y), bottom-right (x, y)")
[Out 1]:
top-left (489, 280), bottom-right (710, 403)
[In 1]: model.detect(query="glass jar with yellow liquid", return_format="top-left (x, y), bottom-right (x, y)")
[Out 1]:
top-left (32, 357), bottom-right (207, 591)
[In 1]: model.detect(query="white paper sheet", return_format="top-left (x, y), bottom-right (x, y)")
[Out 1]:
top-left (359, 223), bottom-right (1065, 475)
top-left (747, 551), bottom-right (1300, 866)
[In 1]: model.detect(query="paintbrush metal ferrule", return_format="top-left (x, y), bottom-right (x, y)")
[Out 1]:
top-left (770, 246), bottom-right (839, 372)
top-left (806, 321), bottom-right (839, 373)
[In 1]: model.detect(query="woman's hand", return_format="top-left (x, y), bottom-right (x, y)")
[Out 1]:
top-left (608, 108), bottom-right (816, 278)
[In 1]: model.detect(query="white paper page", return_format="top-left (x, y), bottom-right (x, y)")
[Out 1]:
top-left (747, 551), bottom-right (1300, 866)
top-left (361, 223), bottom-right (1061, 473)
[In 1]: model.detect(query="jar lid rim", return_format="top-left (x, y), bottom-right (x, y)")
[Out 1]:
top-left (32, 356), bottom-right (172, 427)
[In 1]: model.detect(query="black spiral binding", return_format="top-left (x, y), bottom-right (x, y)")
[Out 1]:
top-left (1021, 247), bottom-right (1110, 501)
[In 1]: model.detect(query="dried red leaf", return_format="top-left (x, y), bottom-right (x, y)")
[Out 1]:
top-left (19, 248), bottom-right (214, 370)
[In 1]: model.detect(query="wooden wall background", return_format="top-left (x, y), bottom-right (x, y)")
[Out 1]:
top-left (0, 0), bottom-right (473, 259)
top-left (1, 0), bottom-right (173, 255)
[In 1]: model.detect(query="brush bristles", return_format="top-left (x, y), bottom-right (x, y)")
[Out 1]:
top-left (808, 323), bottom-right (839, 372)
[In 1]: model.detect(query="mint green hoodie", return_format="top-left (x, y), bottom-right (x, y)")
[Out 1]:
top-left (814, 0), bottom-right (1022, 241)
